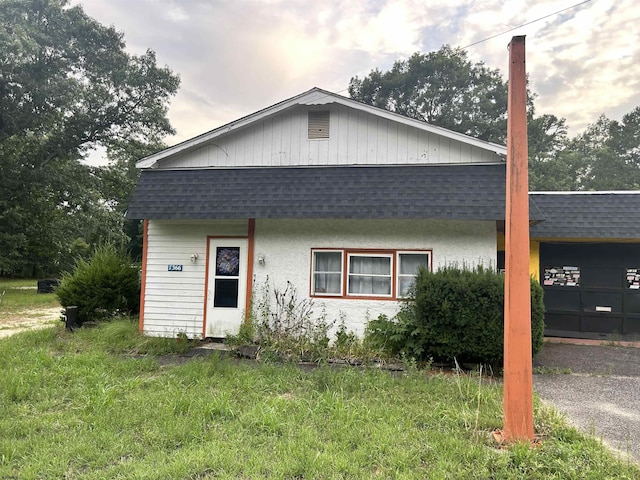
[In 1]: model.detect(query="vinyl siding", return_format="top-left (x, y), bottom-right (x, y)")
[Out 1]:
top-left (142, 219), bottom-right (248, 338)
top-left (160, 105), bottom-right (501, 169)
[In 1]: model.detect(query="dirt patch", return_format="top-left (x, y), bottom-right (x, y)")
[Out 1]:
top-left (0, 306), bottom-right (63, 339)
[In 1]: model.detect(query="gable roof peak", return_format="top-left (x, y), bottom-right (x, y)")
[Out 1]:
top-left (137, 87), bottom-right (507, 169)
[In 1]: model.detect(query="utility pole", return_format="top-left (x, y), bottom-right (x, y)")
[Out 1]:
top-left (503, 35), bottom-right (534, 442)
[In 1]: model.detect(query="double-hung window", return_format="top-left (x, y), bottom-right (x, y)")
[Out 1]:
top-left (312, 250), bottom-right (343, 296)
top-left (311, 249), bottom-right (431, 299)
top-left (397, 252), bottom-right (430, 297)
top-left (348, 253), bottom-right (393, 297)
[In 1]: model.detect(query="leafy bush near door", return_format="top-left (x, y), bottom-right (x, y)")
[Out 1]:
top-left (55, 244), bottom-right (140, 325)
top-left (365, 266), bottom-right (545, 366)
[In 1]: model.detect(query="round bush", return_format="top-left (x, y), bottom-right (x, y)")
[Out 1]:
top-left (55, 244), bottom-right (140, 324)
top-left (367, 266), bottom-right (545, 366)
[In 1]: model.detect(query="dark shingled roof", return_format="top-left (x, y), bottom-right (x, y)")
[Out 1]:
top-left (530, 192), bottom-right (640, 239)
top-left (127, 164), bottom-right (532, 221)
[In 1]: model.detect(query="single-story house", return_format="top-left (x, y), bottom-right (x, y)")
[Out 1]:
top-left (127, 87), bottom-right (640, 341)
top-left (126, 87), bottom-right (519, 339)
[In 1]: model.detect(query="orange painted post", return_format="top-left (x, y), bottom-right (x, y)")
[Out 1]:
top-left (503, 35), bottom-right (534, 442)
top-left (139, 219), bottom-right (149, 334)
top-left (245, 219), bottom-right (256, 322)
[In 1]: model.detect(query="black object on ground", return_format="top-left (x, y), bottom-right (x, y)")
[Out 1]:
top-left (37, 279), bottom-right (60, 294)
top-left (64, 306), bottom-right (78, 331)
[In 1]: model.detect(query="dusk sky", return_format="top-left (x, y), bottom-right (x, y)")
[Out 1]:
top-left (75, 0), bottom-right (640, 155)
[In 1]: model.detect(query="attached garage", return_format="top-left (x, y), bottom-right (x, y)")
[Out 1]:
top-left (530, 192), bottom-right (640, 340)
top-left (539, 242), bottom-right (640, 338)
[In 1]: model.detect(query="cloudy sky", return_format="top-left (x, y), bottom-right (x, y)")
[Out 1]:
top-left (76, 0), bottom-right (639, 150)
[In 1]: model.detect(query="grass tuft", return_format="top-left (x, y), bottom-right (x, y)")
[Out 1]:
top-left (69, 318), bottom-right (196, 355)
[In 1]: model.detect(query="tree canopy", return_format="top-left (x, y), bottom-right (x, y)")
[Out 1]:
top-left (528, 109), bottom-right (640, 191)
top-left (0, 0), bottom-right (179, 276)
top-left (349, 46), bottom-right (509, 144)
top-left (350, 46), bottom-right (640, 192)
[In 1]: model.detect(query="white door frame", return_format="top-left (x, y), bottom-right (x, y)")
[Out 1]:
top-left (204, 237), bottom-right (249, 338)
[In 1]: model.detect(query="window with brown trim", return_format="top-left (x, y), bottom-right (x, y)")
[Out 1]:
top-left (311, 249), bottom-right (431, 299)
top-left (312, 250), bottom-right (343, 296)
top-left (348, 253), bottom-right (393, 297)
top-left (397, 252), bottom-right (431, 297)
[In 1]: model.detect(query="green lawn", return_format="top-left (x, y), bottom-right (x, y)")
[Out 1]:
top-left (0, 278), bottom-right (60, 312)
top-left (0, 320), bottom-right (638, 479)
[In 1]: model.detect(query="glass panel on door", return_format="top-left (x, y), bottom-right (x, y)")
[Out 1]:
top-left (206, 240), bottom-right (248, 338)
top-left (216, 247), bottom-right (240, 276)
top-left (214, 247), bottom-right (240, 308)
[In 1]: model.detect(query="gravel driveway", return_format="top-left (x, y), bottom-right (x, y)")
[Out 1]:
top-left (533, 342), bottom-right (640, 464)
top-left (0, 306), bottom-right (62, 338)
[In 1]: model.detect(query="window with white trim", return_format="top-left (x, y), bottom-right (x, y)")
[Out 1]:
top-left (311, 249), bottom-right (431, 299)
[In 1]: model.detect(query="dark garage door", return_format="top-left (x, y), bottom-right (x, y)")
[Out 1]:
top-left (540, 243), bottom-right (640, 339)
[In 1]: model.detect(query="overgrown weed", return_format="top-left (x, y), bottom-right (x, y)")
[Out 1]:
top-left (228, 278), bottom-right (393, 365)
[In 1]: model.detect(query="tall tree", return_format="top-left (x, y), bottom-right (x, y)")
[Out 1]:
top-left (96, 140), bottom-right (168, 261)
top-left (349, 46), bottom-right (581, 191)
top-left (349, 46), bottom-right (509, 143)
top-left (527, 112), bottom-right (576, 191)
top-left (575, 111), bottom-right (640, 190)
top-left (527, 108), bottom-right (640, 191)
top-left (0, 0), bottom-right (179, 275)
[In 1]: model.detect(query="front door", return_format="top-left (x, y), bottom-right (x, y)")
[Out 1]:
top-left (205, 239), bottom-right (248, 337)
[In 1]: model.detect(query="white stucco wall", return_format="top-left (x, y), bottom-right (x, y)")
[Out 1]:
top-left (252, 218), bottom-right (497, 337)
top-left (142, 218), bottom-right (496, 338)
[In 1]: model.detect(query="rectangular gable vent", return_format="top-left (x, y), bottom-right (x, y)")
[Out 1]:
top-left (308, 111), bottom-right (330, 139)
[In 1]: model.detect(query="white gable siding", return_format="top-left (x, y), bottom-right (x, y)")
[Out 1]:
top-left (159, 104), bottom-right (501, 169)
top-left (142, 219), bottom-right (248, 338)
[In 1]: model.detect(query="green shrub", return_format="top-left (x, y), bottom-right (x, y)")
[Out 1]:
top-left (364, 313), bottom-right (409, 356)
top-left (365, 266), bottom-right (545, 366)
top-left (530, 277), bottom-right (545, 355)
top-left (55, 244), bottom-right (140, 325)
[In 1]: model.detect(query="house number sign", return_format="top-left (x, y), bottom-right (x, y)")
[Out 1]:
top-left (167, 264), bottom-right (183, 272)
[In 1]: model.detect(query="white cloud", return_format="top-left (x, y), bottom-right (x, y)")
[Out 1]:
top-left (334, 1), bottom-right (424, 54)
top-left (75, 0), bottom-right (640, 148)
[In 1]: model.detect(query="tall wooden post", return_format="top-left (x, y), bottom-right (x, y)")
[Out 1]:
top-left (503, 35), bottom-right (534, 441)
